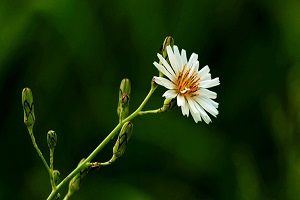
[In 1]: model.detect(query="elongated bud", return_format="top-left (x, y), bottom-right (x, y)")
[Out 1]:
top-left (159, 36), bottom-right (174, 77)
top-left (117, 79), bottom-right (131, 121)
top-left (119, 78), bottom-right (131, 99)
top-left (68, 158), bottom-right (90, 195)
top-left (47, 130), bottom-right (57, 151)
top-left (160, 98), bottom-right (177, 113)
top-left (112, 121), bottom-right (133, 160)
top-left (22, 88), bottom-right (35, 129)
top-left (161, 36), bottom-right (174, 60)
top-left (52, 170), bottom-right (60, 185)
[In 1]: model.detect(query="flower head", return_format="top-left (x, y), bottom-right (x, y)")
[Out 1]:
top-left (153, 45), bottom-right (220, 124)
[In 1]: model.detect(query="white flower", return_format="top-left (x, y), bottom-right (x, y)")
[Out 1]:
top-left (153, 45), bottom-right (220, 124)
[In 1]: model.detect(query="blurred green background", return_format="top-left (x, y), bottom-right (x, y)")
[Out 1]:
top-left (1, 0), bottom-right (300, 199)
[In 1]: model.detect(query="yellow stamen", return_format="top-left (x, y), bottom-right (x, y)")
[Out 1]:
top-left (176, 65), bottom-right (200, 97)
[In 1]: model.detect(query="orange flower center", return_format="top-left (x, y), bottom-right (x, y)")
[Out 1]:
top-left (176, 65), bottom-right (200, 97)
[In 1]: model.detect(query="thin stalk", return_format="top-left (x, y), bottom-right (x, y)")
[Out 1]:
top-left (28, 129), bottom-right (50, 173)
top-left (139, 109), bottom-right (161, 115)
top-left (49, 149), bottom-right (56, 189)
top-left (47, 84), bottom-right (157, 200)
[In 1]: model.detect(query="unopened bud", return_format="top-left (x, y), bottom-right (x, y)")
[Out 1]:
top-left (159, 36), bottom-right (174, 77)
top-left (119, 78), bottom-right (131, 99)
top-left (160, 98), bottom-right (176, 113)
top-left (22, 88), bottom-right (35, 129)
top-left (117, 79), bottom-right (131, 121)
top-left (119, 94), bottom-right (130, 120)
top-left (47, 130), bottom-right (57, 150)
top-left (68, 158), bottom-right (90, 194)
top-left (161, 36), bottom-right (174, 59)
top-left (112, 121), bottom-right (133, 159)
top-left (52, 170), bottom-right (60, 185)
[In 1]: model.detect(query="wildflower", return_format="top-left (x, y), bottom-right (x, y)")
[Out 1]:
top-left (153, 45), bottom-right (220, 124)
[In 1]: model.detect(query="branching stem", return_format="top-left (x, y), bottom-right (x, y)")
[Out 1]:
top-left (47, 83), bottom-right (158, 200)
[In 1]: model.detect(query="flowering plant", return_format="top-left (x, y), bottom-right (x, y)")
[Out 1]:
top-left (22, 36), bottom-right (220, 199)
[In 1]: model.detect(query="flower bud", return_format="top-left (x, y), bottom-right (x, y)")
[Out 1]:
top-left (160, 98), bottom-right (176, 113)
top-left (22, 88), bottom-right (35, 129)
top-left (118, 94), bottom-right (130, 120)
top-left (68, 158), bottom-right (90, 194)
top-left (112, 121), bottom-right (133, 159)
top-left (159, 36), bottom-right (174, 77)
top-left (47, 130), bottom-right (57, 150)
top-left (52, 170), bottom-right (60, 185)
top-left (119, 78), bottom-right (131, 100)
top-left (161, 36), bottom-right (174, 59)
top-left (117, 79), bottom-right (131, 121)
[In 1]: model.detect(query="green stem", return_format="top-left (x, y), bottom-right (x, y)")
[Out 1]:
top-left (28, 128), bottom-right (50, 173)
top-left (63, 191), bottom-right (71, 200)
top-left (123, 84), bottom-right (157, 122)
top-left (47, 84), bottom-right (157, 200)
top-left (49, 150), bottom-right (56, 189)
top-left (50, 150), bottom-right (54, 170)
top-left (100, 160), bottom-right (113, 166)
top-left (139, 108), bottom-right (161, 115)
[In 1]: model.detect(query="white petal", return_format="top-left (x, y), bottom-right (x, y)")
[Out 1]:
top-left (167, 46), bottom-right (180, 74)
top-left (186, 53), bottom-right (198, 69)
top-left (198, 88), bottom-right (217, 99)
top-left (153, 76), bottom-right (176, 89)
top-left (153, 61), bottom-right (176, 82)
top-left (157, 54), bottom-right (177, 81)
top-left (198, 65), bottom-right (210, 77)
top-left (195, 96), bottom-right (219, 116)
top-left (173, 46), bottom-right (183, 72)
top-left (190, 108), bottom-right (202, 123)
top-left (198, 106), bottom-right (211, 124)
top-left (177, 94), bottom-right (186, 107)
top-left (162, 90), bottom-right (178, 99)
top-left (201, 74), bottom-right (211, 81)
top-left (207, 98), bottom-right (219, 108)
top-left (187, 65), bottom-right (196, 79)
top-left (200, 77), bottom-right (220, 88)
top-left (181, 49), bottom-right (188, 65)
top-left (187, 98), bottom-right (199, 114)
top-left (192, 100), bottom-right (212, 124)
top-left (181, 103), bottom-right (190, 117)
top-left (193, 61), bottom-right (199, 71)
top-left (202, 114), bottom-right (211, 124)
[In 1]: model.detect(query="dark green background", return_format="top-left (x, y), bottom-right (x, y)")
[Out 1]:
top-left (1, 0), bottom-right (300, 199)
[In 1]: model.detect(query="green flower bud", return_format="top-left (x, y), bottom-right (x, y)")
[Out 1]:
top-left (159, 36), bottom-right (174, 77)
top-left (112, 121), bottom-right (133, 159)
top-left (119, 78), bottom-right (131, 99)
top-left (160, 98), bottom-right (176, 113)
top-left (161, 36), bottom-right (174, 59)
top-left (22, 88), bottom-right (35, 129)
top-left (52, 170), bottom-right (60, 185)
top-left (68, 158), bottom-right (90, 194)
top-left (118, 94), bottom-right (130, 121)
top-left (117, 79), bottom-right (131, 121)
top-left (47, 130), bottom-right (57, 150)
